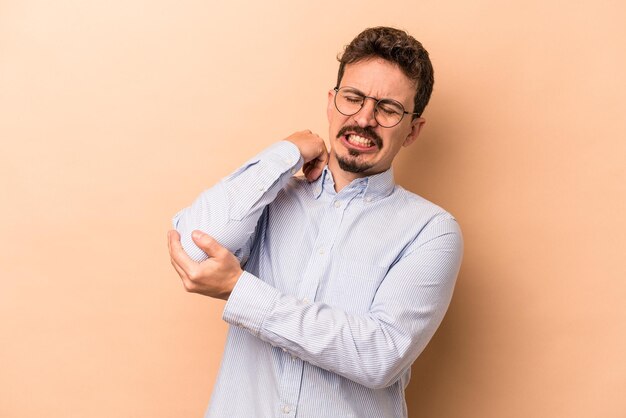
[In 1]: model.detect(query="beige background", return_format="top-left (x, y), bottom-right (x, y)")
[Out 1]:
top-left (1, 1), bottom-right (625, 417)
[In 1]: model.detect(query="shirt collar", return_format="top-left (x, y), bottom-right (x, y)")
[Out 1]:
top-left (311, 166), bottom-right (395, 201)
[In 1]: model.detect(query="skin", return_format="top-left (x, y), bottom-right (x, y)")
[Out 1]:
top-left (168, 230), bottom-right (241, 300)
top-left (326, 57), bottom-right (425, 191)
top-left (168, 57), bottom-right (426, 299)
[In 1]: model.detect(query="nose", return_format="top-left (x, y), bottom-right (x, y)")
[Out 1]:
top-left (352, 98), bottom-right (378, 128)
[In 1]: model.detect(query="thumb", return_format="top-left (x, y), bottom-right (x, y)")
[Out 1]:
top-left (191, 230), bottom-right (225, 257)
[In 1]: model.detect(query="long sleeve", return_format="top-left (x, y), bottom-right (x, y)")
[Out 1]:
top-left (172, 141), bottom-right (303, 263)
top-left (222, 216), bottom-right (463, 389)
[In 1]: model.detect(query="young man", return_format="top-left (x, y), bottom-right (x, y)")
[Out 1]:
top-left (168, 26), bottom-right (463, 418)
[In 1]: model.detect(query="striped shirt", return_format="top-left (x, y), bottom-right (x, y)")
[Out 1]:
top-left (173, 141), bottom-right (463, 418)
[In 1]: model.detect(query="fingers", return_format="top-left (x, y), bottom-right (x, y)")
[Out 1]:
top-left (299, 129), bottom-right (328, 182)
top-left (170, 255), bottom-right (186, 279)
top-left (317, 147), bottom-right (329, 166)
top-left (168, 230), bottom-right (195, 273)
top-left (303, 162), bottom-right (319, 182)
top-left (168, 230), bottom-right (194, 289)
top-left (170, 255), bottom-right (193, 288)
top-left (191, 230), bottom-right (228, 258)
top-left (303, 150), bottom-right (329, 182)
top-left (285, 130), bottom-right (328, 165)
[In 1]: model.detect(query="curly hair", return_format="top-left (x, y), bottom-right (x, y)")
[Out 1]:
top-left (336, 27), bottom-right (434, 118)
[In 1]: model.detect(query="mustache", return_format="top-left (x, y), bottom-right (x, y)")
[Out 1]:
top-left (337, 125), bottom-right (382, 148)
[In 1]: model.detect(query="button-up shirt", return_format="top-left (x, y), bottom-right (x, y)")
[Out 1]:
top-left (173, 141), bottom-right (463, 418)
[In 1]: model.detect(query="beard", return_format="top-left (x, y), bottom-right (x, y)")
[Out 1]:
top-left (335, 124), bottom-right (382, 173)
top-left (337, 152), bottom-right (374, 173)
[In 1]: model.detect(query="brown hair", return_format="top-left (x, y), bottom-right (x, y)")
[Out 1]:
top-left (336, 26), bottom-right (434, 118)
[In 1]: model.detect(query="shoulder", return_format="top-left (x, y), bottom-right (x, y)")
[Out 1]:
top-left (387, 186), bottom-right (463, 251)
top-left (392, 186), bottom-right (459, 225)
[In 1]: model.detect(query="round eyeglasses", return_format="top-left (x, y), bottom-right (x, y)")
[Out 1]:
top-left (333, 86), bottom-right (419, 128)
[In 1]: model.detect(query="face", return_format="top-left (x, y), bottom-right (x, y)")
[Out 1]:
top-left (327, 58), bottom-right (425, 179)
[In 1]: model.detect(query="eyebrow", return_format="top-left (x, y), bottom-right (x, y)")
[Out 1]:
top-left (341, 86), bottom-right (403, 104)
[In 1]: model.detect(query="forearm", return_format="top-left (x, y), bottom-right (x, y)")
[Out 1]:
top-left (223, 225), bottom-right (463, 389)
top-left (224, 273), bottom-right (448, 389)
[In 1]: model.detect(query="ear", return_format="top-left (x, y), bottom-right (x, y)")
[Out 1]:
top-left (327, 89), bottom-right (335, 123)
top-left (402, 117), bottom-right (425, 147)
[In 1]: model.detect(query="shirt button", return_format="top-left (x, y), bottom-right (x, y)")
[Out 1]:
top-left (334, 201), bottom-right (341, 208)
top-left (302, 297), bottom-right (310, 304)
top-left (290, 167), bottom-right (297, 174)
top-left (365, 196), bottom-right (372, 202)
top-left (318, 248), bottom-right (324, 255)
top-left (282, 347), bottom-right (287, 353)
top-left (282, 405), bottom-right (291, 414)
top-left (258, 186), bottom-right (265, 191)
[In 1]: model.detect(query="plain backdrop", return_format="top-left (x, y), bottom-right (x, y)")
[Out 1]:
top-left (1, 1), bottom-right (625, 417)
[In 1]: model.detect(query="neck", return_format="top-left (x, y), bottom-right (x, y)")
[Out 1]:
top-left (327, 154), bottom-right (365, 192)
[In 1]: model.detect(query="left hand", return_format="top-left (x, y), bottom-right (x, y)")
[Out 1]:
top-left (168, 230), bottom-right (242, 300)
top-left (285, 130), bottom-right (329, 182)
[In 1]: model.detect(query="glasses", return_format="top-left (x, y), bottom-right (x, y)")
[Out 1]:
top-left (333, 86), bottom-right (418, 128)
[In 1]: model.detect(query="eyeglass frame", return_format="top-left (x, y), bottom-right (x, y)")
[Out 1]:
top-left (333, 86), bottom-right (420, 128)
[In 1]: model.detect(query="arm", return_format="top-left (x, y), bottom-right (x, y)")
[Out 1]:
top-left (222, 217), bottom-right (463, 389)
top-left (172, 141), bottom-right (303, 263)
top-left (172, 131), bottom-right (328, 263)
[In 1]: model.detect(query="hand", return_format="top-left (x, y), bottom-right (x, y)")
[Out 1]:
top-left (285, 130), bottom-right (329, 182)
top-left (168, 230), bottom-right (243, 300)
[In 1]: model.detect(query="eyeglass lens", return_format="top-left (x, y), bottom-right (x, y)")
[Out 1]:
top-left (334, 87), bottom-right (405, 127)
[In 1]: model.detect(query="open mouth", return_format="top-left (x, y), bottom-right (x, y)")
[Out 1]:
top-left (341, 133), bottom-right (378, 151)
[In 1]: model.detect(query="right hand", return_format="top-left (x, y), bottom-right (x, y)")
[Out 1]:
top-left (285, 130), bottom-right (329, 182)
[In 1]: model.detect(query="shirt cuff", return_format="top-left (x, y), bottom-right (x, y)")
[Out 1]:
top-left (222, 271), bottom-right (280, 336)
top-left (268, 140), bottom-right (304, 173)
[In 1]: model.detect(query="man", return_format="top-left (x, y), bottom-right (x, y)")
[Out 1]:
top-left (168, 26), bottom-right (463, 418)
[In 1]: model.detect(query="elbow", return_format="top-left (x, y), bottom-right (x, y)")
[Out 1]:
top-left (350, 333), bottom-right (425, 390)
top-left (172, 210), bottom-right (209, 262)
top-left (353, 371), bottom-right (401, 390)
top-left (361, 368), bottom-right (403, 390)
top-left (349, 356), bottom-right (408, 390)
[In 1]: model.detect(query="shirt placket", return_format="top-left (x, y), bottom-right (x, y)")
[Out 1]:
top-left (275, 191), bottom-right (352, 418)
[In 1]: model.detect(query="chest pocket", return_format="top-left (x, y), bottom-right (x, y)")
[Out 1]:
top-left (325, 257), bottom-right (389, 314)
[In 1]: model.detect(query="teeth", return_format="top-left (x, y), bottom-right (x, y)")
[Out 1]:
top-left (347, 134), bottom-right (373, 147)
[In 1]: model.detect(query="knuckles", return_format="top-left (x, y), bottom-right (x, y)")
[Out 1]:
top-left (184, 280), bottom-right (198, 293)
top-left (187, 267), bottom-right (201, 282)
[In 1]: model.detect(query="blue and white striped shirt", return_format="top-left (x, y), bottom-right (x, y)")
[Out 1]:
top-left (173, 141), bottom-right (463, 418)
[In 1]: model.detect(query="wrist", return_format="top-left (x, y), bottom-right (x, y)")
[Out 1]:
top-left (219, 268), bottom-right (244, 301)
top-left (284, 139), bottom-right (305, 160)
